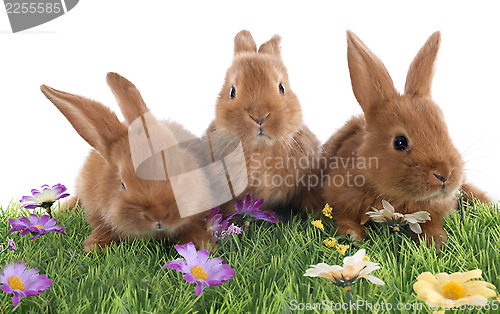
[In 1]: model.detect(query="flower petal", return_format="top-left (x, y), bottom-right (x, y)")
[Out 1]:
top-left (163, 260), bottom-right (186, 273)
top-left (362, 274), bottom-right (385, 285)
top-left (242, 194), bottom-right (252, 212)
top-left (1, 284), bottom-right (13, 294)
top-left (12, 292), bottom-right (20, 306)
top-left (343, 249), bottom-right (365, 266)
top-left (382, 200), bottom-right (394, 213)
top-left (408, 222), bottom-right (422, 234)
top-left (194, 282), bottom-right (204, 295)
top-left (37, 215), bottom-right (50, 226)
top-left (174, 243), bottom-right (198, 262)
top-left (28, 214), bottom-right (39, 225)
top-left (234, 200), bottom-right (243, 214)
top-left (183, 273), bottom-right (196, 284)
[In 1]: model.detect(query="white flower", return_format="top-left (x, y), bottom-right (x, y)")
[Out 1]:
top-left (304, 249), bottom-right (384, 286)
top-left (366, 200), bottom-right (403, 223)
top-left (366, 200), bottom-right (431, 234)
top-left (404, 211), bottom-right (431, 234)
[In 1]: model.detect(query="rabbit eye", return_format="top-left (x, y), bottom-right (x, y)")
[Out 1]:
top-left (143, 213), bottom-right (154, 222)
top-left (120, 180), bottom-right (127, 191)
top-left (229, 86), bottom-right (236, 99)
top-left (278, 82), bottom-right (285, 95)
top-left (393, 135), bottom-right (409, 152)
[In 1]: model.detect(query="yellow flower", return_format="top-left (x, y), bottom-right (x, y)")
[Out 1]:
top-left (413, 269), bottom-right (497, 309)
top-left (336, 244), bottom-right (349, 256)
top-left (323, 237), bottom-right (337, 248)
top-left (311, 220), bottom-right (324, 231)
top-left (363, 255), bottom-right (370, 262)
top-left (322, 203), bottom-right (333, 218)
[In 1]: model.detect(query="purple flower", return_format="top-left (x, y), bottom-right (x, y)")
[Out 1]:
top-left (163, 242), bottom-right (235, 295)
top-left (0, 262), bottom-right (52, 306)
top-left (252, 209), bottom-right (280, 223)
top-left (20, 184), bottom-right (69, 209)
top-left (235, 194), bottom-right (264, 215)
top-left (234, 194), bottom-right (279, 223)
top-left (9, 214), bottom-right (67, 240)
top-left (219, 224), bottom-right (243, 240)
top-left (7, 239), bottom-right (16, 251)
top-left (206, 207), bottom-right (236, 236)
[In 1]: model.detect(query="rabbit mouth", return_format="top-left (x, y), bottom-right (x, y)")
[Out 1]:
top-left (253, 129), bottom-right (272, 142)
top-left (426, 185), bottom-right (453, 200)
top-left (152, 222), bottom-right (169, 232)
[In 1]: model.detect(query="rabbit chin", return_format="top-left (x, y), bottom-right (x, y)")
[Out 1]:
top-left (413, 185), bottom-right (458, 202)
top-left (248, 130), bottom-right (273, 145)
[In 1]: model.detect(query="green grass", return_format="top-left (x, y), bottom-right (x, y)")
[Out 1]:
top-left (0, 200), bottom-right (499, 313)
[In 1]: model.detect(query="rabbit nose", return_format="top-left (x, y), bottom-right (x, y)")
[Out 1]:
top-left (434, 173), bottom-right (449, 183)
top-left (249, 114), bottom-right (270, 126)
top-left (156, 222), bottom-right (162, 229)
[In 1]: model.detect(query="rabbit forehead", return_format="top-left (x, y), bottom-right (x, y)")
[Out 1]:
top-left (228, 54), bottom-right (285, 86)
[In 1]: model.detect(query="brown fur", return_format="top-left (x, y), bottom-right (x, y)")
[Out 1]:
top-left (208, 30), bottom-right (322, 214)
top-left (322, 31), bottom-right (473, 251)
top-left (460, 183), bottom-right (490, 204)
top-left (41, 73), bottom-right (215, 251)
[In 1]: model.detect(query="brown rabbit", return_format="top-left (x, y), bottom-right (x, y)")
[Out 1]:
top-left (41, 73), bottom-right (216, 251)
top-left (207, 30), bottom-right (322, 214)
top-left (322, 31), bottom-right (484, 251)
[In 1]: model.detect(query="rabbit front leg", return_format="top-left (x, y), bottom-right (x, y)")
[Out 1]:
top-left (335, 219), bottom-right (366, 241)
top-left (176, 218), bottom-right (216, 252)
top-left (83, 224), bottom-right (117, 252)
top-left (413, 218), bottom-right (447, 253)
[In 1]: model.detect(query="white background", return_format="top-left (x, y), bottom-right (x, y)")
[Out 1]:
top-left (0, 1), bottom-right (499, 209)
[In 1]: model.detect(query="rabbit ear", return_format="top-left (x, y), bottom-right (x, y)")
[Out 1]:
top-left (346, 31), bottom-right (397, 116)
top-left (258, 35), bottom-right (281, 56)
top-left (106, 72), bottom-right (149, 125)
top-left (404, 31), bottom-right (441, 97)
top-left (234, 30), bottom-right (257, 55)
top-left (40, 85), bottom-right (126, 162)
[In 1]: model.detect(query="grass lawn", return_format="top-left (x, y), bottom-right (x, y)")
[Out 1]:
top-left (0, 199), bottom-right (499, 313)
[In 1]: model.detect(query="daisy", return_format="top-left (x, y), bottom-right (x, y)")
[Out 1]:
top-left (163, 242), bottom-right (235, 295)
top-left (366, 200), bottom-right (430, 234)
top-left (235, 194), bottom-right (279, 223)
top-left (413, 269), bottom-right (497, 309)
top-left (304, 249), bottom-right (384, 287)
top-left (0, 262), bottom-right (52, 306)
top-left (206, 207), bottom-right (236, 236)
top-left (8, 214), bottom-right (67, 240)
top-left (19, 184), bottom-right (69, 210)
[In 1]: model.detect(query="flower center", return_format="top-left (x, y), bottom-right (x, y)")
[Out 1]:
top-left (8, 276), bottom-right (25, 291)
top-left (441, 281), bottom-right (465, 300)
top-left (191, 266), bottom-right (208, 280)
top-left (33, 225), bottom-right (45, 229)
